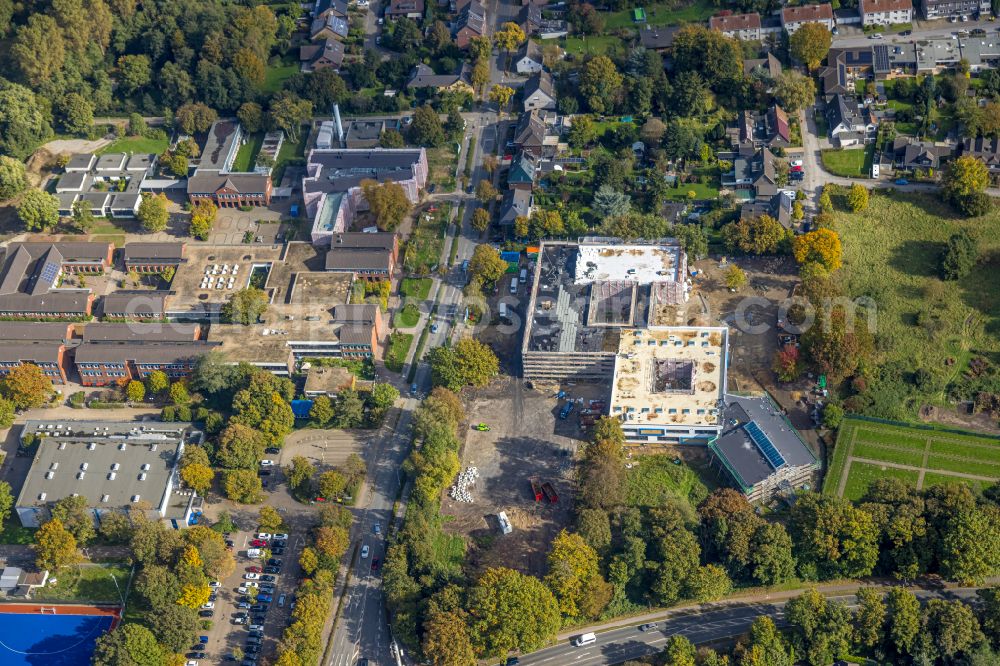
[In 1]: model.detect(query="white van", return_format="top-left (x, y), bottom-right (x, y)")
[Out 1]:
top-left (572, 632), bottom-right (597, 647)
top-left (510, 278), bottom-right (518, 294)
top-left (498, 303), bottom-right (508, 320)
top-left (519, 268), bottom-right (528, 283)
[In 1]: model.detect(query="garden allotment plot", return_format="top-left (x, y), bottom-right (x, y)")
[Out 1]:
top-left (824, 418), bottom-right (1000, 500)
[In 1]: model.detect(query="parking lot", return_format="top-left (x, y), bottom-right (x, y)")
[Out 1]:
top-left (441, 378), bottom-right (605, 577)
top-left (193, 529), bottom-right (306, 665)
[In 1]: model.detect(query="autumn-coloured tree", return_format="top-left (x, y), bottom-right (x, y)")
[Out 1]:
top-left (792, 228), bottom-right (842, 271)
top-left (180, 462), bottom-right (214, 495)
top-left (790, 23), bottom-right (832, 70)
top-left (471, 207), bottom-right (490, 233)
top-left (34, 518), bottom-right (80, 571)
top-left (299, 546), bottom-right (319, 575)
top-left (1, 362), bottom-right (51, 410)
top-left (772, 345), bottom-right (801, 382)
top-left (190, 200), bottom-right (216, 240)
top-left (314, 526), bottom-right (349, 560)
top-left (847, 183), bottom-right (869, 212)
top-left (725, 264), bottom-right (748, 291)
top-left (722, 215), bottom-right (788, 255)
top-left (125, 380), bottom-right (145, 403)
top-left (360, 179), bottom-right (410, 231)
top-left (258, 505), bottom-right (283, 531)
top-left (544, 530), bottom-right (612, 620)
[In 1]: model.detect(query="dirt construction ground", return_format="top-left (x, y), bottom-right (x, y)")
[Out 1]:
top-left (442, 377), bottom-right (609, 577)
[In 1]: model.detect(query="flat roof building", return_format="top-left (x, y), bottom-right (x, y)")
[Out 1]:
top-left (708, 394), bottom-right (818, 502)
top-left (15, 420), bottom-right (202, 528)
top-left (609, 327), bottom-right (728, 444)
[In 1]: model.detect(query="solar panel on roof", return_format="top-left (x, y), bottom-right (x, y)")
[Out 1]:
top-left (744, 420), bottom-right (786, 470)
top-left (39, 261), bottom-right (60, 285)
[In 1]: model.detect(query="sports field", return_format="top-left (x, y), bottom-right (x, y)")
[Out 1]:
top-left (0, 605), bottom-right (118, 666)
top-left (824, 418), bottom-right (1000, 500)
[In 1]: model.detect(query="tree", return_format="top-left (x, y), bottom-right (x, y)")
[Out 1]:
top-left (790, 23), bottom-right (832, 70)
top-left (258, 506), bottom-right (283, 531)
top-left (468, 244), bottom-right (508, 286)
top-left (853, 587), bottom-right (887, 652)
top-left (848, 183), bottom-right (869, 212)
top-left (169, 381), bottom-right (189, 406)
top-left (317, 470), bottom-right (348, 500)
top-left (686, 564), bottom-right (732, 602)
top-left (223, 287), bottom-right (269, 325)
top-left (471, 207), bottom-right (491, 233)
top-left (34, 518), bottom-right (80, 571)
top-left (568, 115), bottom-right (596, 149)
top-left (314, 525), bottom-right (349, 559)
top-left (146, 370), bottom-right (169, 395)
top-left (149, 604), bottom-right (199, 653)
top-left (544, 530), bottom-right (611, 620)
top-left (0, 82), bottom-right (52, 160)
top-left (92, 623), bottom-right (164, 666)
top-left (233, 47), bottom-right (266, 87)
top-left (223, 469), bottom-right (264, 504)
top-left (941, 230), bottom-right (978, 280)
top-left (0, 396), bottom-right (13, 429)
top-left (310, 395), bottom-right (334, 427)
top-left (468, 567), bottom-right (561, 657)
top-left (671, 24), bottom-right (743, 91)
top-left (409, 104), bottom-right (445, 147)
top-left (175, 103), bottom-right (218, 135)
top-left (217, 423), bottom-right (266, 469)
top-left (476, 179), bottom-right (498, 204)
top-left (429, 337), bottom-right (499, 391)
top-left (269, 96), bottom-right (312, 142)
top-left (11, 15), bottom-right (66, 87)
top-left (792, 228), bottom-right (842, 271)
top-left (360, 179), bottom-right (410, 231)
top-left (0, 482), bottom-right (12, 527)
top-left (117, 54), bottom-right (151, 94)
top-left (580, 56), bottom-right (624, 114)
top-left (738, 616), bottom-right (792, 666)
top-left (50, 495), bottom-right (95, 544)
top-left (370, 383), bottom-right (399, 413)
top-left (180, 461), bottom-right (214, 495)
top-left (137, 193), bottom-right (169, 232)
top-left (59, 93), bottom-right (94, 134)
top-left (576, 508), bottom-right (612, 556)
top-left (886, 587), bottom-right (921, 657)
top-left (299, 546), bottom-right (319, 575)
top-left (775, 71), bottom-right (818, 113)
top-left (423, 610), bottom-right (476, 666)
top-left (1, 363), bottom-right (52, 409)
top-left (333, 390), bottom-right (365, 428)
top-left (789, 494), bottom-right (878, 580)
top-left (937, 504), bottom-right (1000, 585)
top-left (0, 156), bottom-right (27, 201)
top-left (285, 456), bottom-right (315, 495)
top-left (943, 154), bottom-right (989, 201)
top-left (641, 118), bottom-right (667, 145)
top-left (784, 588), bottom-right (853, 666)
top-left (488, 84), bottom-right (515, 113)
top-left (819, 188), bottom-right (833, 213)
top-left (922, 599), bottom-right (984, 661)
top-left (190, 200), bottom-right (216, 240)
top-left (126, 380), bottom-right (145, 403)
top-left (16, 190), bottom-right (59, 232)
top-left (379, 128), bottom-right (405, 148)
top-left (592, 185), bottom-right (632, 218)
top-left (238, 102), bottom-right (264, 133)
top-left (726, 265), bottom-right (748, 291)
top-left (493, 21), bottom-right (526, 64)
top-left (664, 634), bottom-right (696, 666)
top-left (722, 215), bottom-right (788, 255)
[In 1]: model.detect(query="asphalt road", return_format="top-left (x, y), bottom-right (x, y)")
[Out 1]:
top-left (517, 587), bottom-right (985, 666)
top-left (832, 19), bottom-right (998, 48)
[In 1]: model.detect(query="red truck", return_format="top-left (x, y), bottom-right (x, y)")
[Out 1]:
top-left (530, 479), bottom-right (543, 502)
top-left (541, 482), bottom-right (558, 503)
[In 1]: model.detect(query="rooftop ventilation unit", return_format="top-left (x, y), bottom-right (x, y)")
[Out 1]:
top-left (38, 493), bottom-right (46, 501)
top-left (87, 442), bottom-right (96, 450)
top-left (80, 462), bottom-right (88, 471)
top-left (45, 471), bottom-right (54, 480)
top-left (108, 472), bottom-right (116, 480)
top-left (131, 495), bottom-right (140, 503)
top-left (77, 472), bottom-right (85, 479)
top-left (138, 473), bottom-right (147, 481)
top-left (101, 495), bottom-right (109, 503)
top-left (111, 463), bottom-right (120, 471)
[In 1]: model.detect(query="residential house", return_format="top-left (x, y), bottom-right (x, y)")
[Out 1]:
top-left (310, 13), bottom-right (350, 41)
top-left (958, 136), bottom-right (1000, 172)
top-left (638, 26), bottom-right (681, 52)
top-left (723, 147), bottom-right (780, 200)
top-left (314, 0), bottom-right (349, 20)
top-left (187, 120), bottom-right (272, 207)
top-left (765, 105), bottom-right (791, 148)
top-left (892, 137), bottom-right (951, 171)
top-left (743, 52), bottom-right (782, 79)
top-left (498, 188), bottom-right (533, 227)
top-left (730, 104), bottom-right (790, 150)
top-left (781, 4), bottom-right (835, 34)
top-left (507, 152), bottom-right (538, 190)
top-left (920, 0), bottom-right (988, 20)
top-left (123, 243), bottom-right (186, 273)
top-left (826, 94), bottom-right (877, 147)
top-left (513, 110), bottom-right (547, 157)
top-left (515, 40), bottom-right (545, 74)
top-left (324, 233), bottom-right (399, 280)
top-left (454, 0), bottom-right (487, 49)
top-left (523, 71), bottom-right (556, 111)
top-left (523, 5), bottom-right (569, 39)
top-left (709, 12), bottom-right (762, 41)
top-left (860, 0), bottom-right (913, 24)
top-left (406, 63), bottom-right (474, 94)
top-left (741, 191), bottom-right (795, 230)
top-left (299, 39), bottom-right (345, 71)
top-left (386, 0), bottom-right (424, 20)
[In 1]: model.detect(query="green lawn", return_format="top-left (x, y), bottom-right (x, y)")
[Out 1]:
top-left (34, 563), bottom-right (132, 603)
top-left (562, 35), bottom-right (624, 56)
top-left (400, 277), bottom-right (432, 300)
top-left (430, 529), bottom-right (466, 578)
top-left (273, 126), bottom-right (309, 184)
top-left (832, 192), bottom-right (1000, 413)
top-left (427, 145), bottom-right (459, 192)
top-left (665, 180), bottom-right (720, 202)
top-left (393, 303), bottom-right (421, 328)
top-left (820, 146), bottom-right (874, 178)
top-left (97, 135), bottom-right (169, 155)
top-left (232, 132), bottom-right (264, 172)
top-left (262, 64), bottom-right (299, 94)
top-left (824, 418), bottom-right (1000, 499)
top-left (624, 454), bottom-right (710, 511)
top-left (603, 0), bottom-right (715, 29)
top-left (0, 516), bottom-right (35, 544)
top-left (385, 332), bottom-right (414, 373)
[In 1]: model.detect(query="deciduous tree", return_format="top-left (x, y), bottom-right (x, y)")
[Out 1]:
top-left (0, 156), bottom-right (28, 201)
top-left (789, 494), bottom-right (878, 580)
top-left (34, 518), bottom-right (80, 571)
top-left (409, 105), bottom-right (445, 147)
top-left (471, 207), bottom-right (491, 233)
top-left (940, 229), bottom-right (978, 280)
top-left (175, 103), bottom-right (218, 135)
top-left (360, 179), bottom-right (410, 231)
top-left (1, 363), bottom-right (51, 409)
top-left (784, 588), bottom-right (853, 666)
top-left (775, 71), bottom-right (818, 113)
top-left (428, 337), bottom-right (499, 391)
top-left (468, 243), bottom-right (507, 286)
top-left (92, 623), bottom-right (164, 666)
top-left (217, 423), bottom-right (266, 469)
top-left (190, 200), bottom-right (216, 240)
top-left (468, 567), bottom-right (561, 657)
top-left (17, 189), bottom-right (60, 232)
top-left (423, 610), bottom-right (476, 666)
top-left (848, 183), bottom-right (869, 212)
top-left (886, 587), bottom-right (921, 658)
top-left (223, 469), bottom-right (264, 504)
top-left (138, 192), bottom-right (169, 232)
top-left (223, 287), bottom-right (269, 325)
top-left (790, 23), bottom-right (832, 70)
top-left (125, 380), bottom-right (145, 403)
top-left (580, 56), bottom-right (623, 114)
top-left (544, 530), bottom-right (611, 620)
top-left (269, 96), bottom-right (312, 143)
top-left (792, 228), bottom-right (842, 271)
top-left (722, 215), bottom-right (788, 255)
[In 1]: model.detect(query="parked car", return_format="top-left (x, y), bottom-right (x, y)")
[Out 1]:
top-left (249, 539), bottom-right (267, 547)
top-left (246, 566), bottom-right (262, 573)
top-left (267, 558), bottom-right (282, 566)
top-left (249, 625), bottom-right (264, 632)
top-left (256, 533), bottom-right (272, 540)
top-left (238, 602), bottom-right (251, 609)
top-left (373, 523), bottom-right (381, 535)
top-left (251, 604), bottom-right (268, 612)
top-left (639, 623), bottom-right (657, 631)
top-left (209, 581), bottom-right (221, 588)
top-left (265, 447), bottom-right (280, 455)
top-left (361, 545), bottom-right (370, 559)
top-left (248, 630), bottom-right (263, 639)
top-left (186, 653), bottom-right (206, 660)
top-left (272, 534), bottom-right (288, 541)
top-left (264, 566), bottom-right (280, 574)
top-left (261, 575), bottom-right (275, 582)
top-left (259, 460), bottom-right (275, 467)
top-left (371, 558), bottom-right (380, 571)
top-left (199, 610), bottom-right (215, 618)
top-left (244, 573), bottom-right (260, 580)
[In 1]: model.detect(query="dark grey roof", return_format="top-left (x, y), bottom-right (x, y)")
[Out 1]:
top-left (0, 342), bottom-right (63, 364)
top-left (524, 72), bottom-right (555, 101)
top-left (455, 1), bottom-right (486, 34)
top-left (639, 26), bottom-right (680, 50)
top-left (517, 39), bottom-right (543, 63)
top-left (83, 321), bottom-right (198, 343)
top-left (325, 249), bottom-right (392, 271)
top-left (0, 322), bottom-right (72, 341)
top-left (0, 292), bottom-right (92, 315)
top-left (100, 292), bottom-right (169, 318)
top-left (66, 154), bottom-right (96, 171)
top-left (187, 173), bottom-right (271, 196)
top-left (711, 394), bottom-right (817, 490)
top-left (74, 341), bottom-right (218, 365)
top-left (58, 172), bottom-right (88, 191)
top-left (123, 243), bottom-right (185, 263)
top-left (200, 120), bottom-right (240, 171)
top-left (329, 232), bottom-right (396, 250)
top-left (301, 39), bottom-right (345, 67)
top-left (514, 110), bottom-right (546, 146)
top-left (499, 188), bottom-right (532, 225)
top-left (407, 63), bottom-right (472, 89)
top-left (336, 325), bottom-right (374, 345)
top-left (315, 0), bottom-right (349, 16)
top-left (304, 150), bottom-right (424, 196)
top-left (333, 304), bottom-right (381, 325)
